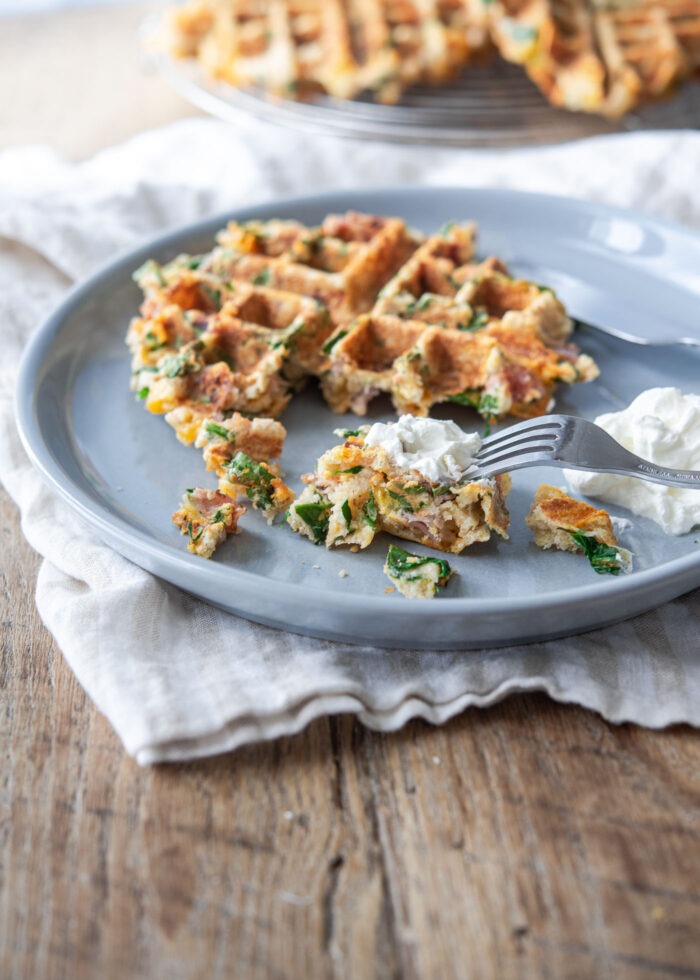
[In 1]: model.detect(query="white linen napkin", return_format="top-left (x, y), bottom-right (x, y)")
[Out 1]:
top-left (2, 117), bottom-right (699, 764)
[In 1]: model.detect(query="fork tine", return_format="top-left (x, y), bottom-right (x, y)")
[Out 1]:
top-left (473, 450), bottom-right (560, 479)
top-left (475, 441), bottom-right (556, 468)
top-left (476, 446), bottom-right (556, 471)
top-left (471, 416), bottom-right (565, 478)
top-left (480, 416), bottom-right (564, 451)
top-left (476, 430), bottom-right (559, 464)
top-left (478, 429), bottom-right (559, 458)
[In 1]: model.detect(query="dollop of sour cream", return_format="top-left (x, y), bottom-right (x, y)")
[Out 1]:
top-left (364, 415), bottom-right (481, 483)
top-left (565, 387), bottom-right (700, 535)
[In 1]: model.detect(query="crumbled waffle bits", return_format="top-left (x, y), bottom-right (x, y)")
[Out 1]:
top-left (172, 487), bottom-right (245, 557)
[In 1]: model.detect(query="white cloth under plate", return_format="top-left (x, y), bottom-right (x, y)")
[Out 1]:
top-left (2, 118), bottom-right (699, 764)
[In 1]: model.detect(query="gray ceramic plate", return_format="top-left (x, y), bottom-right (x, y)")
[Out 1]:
top-left (16, 188), bottom-right (700, 649)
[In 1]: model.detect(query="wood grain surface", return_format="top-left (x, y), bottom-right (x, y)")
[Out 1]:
top-left (2, 482), bottom-right (700, 980)
top-left (2, 4), bottom-right (700, 977)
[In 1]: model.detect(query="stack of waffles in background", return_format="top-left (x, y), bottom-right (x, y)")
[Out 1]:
top-left (166, 0), bottom-right (700, 117)
top-left (167, 0), bottom-right (483, 103)
top-left (127, 210), bottom-right (598, 449)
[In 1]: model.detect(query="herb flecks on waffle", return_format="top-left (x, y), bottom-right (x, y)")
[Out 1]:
top-left (128, 210), bottom-right (598, 430)
top-left (286, 428), bottom-right (512, 555)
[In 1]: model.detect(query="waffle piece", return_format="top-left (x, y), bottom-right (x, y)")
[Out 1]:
top-left (129, 212), bottom-right (598, 432)
top-left (213, 211), bottom-right (422, 324)
top-left (195, 413), bottom-right (287, 475)
top-left (287, 424), bottom-right (511, 554)
top-left (172, 487), bottom-right (245, 558)
top-left (166, 0), bottom-right (488, 103)
top-left (137, 316), bottom-right (293, 423)
top-left (383, 543), bottom-right (455, 598)
top-left (526, 484), bottom-right (632, 573)
top-left (219, 451), bottom-right (295, 523)
top-left (170, 413), bottom-right (292, 556)
top-left (371, 221), bottom-right (476, 317)
top-left (323, 264), bottom-right (597, 420)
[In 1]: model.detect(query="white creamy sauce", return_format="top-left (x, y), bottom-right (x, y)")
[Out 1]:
top-left (565, 387), bottom-right (700, 535)
top-left (364, 415), bottom-right (481, 483)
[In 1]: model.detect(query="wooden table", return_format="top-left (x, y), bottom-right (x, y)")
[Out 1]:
top-left (2, 6), bottom-right (699, 977)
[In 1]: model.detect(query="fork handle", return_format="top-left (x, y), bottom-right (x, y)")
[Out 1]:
top-left (627, 459), bottom-right (700, 489)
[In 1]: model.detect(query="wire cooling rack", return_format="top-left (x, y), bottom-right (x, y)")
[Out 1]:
top-left (143, 19), bottom-right (700, 148)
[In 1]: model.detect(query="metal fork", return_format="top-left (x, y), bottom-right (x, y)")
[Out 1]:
top-left (470, 415), bottom-right (700, 488)
top-left (574, 317), bottom-right (700, 348)
top-left (573, 316), bottom-right (700, 347)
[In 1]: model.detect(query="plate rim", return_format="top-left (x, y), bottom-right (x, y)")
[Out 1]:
top-left (15, 186), bottom-right (700, 640)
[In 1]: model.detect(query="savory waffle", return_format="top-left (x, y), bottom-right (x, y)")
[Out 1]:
top-left (165, 0), bottom-right (700, 117)
top-left (128, 210), bottom-right (600, 558)
top-left (322, 252), bottom-right (598, 421)
top-left (525, 484), bottom-right (632, 574)
top-left (287, 427), bottom-right (512, 553)
top-left (167, 0), bottom-right (487, 103)
top-left (129, 211), bottom-right (597, 431)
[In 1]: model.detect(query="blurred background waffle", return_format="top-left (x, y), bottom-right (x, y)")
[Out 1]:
top-left (144, 0), bottom-right (700, 147)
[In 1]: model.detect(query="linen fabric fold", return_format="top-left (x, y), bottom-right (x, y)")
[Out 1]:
top-left (1, 118), bottom-right (699, 764)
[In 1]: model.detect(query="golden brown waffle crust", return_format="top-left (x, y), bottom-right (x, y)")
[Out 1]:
top-left (525, 483), bottom-right (619, 553)
top-left (128, 212), bottom-right (598, 432)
